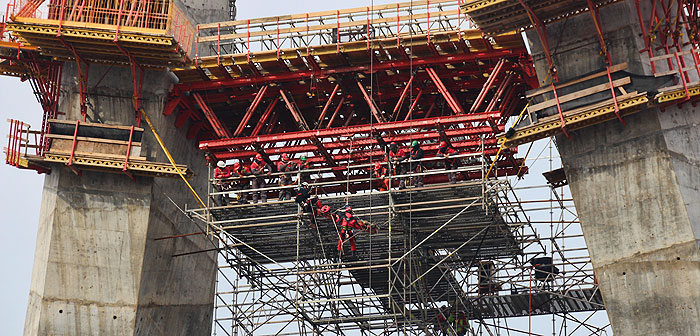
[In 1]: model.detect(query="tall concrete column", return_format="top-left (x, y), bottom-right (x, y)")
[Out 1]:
top-left (23, 1), bottom-right (230, 335)
top-left (526, 1), bottom-right (700, 335)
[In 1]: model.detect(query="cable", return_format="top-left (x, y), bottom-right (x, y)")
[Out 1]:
top-left (139, 108), bottom-right (206, 208)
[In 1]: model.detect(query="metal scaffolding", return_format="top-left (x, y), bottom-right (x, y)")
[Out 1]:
top-left (185, 144), bottom-right (608, 335)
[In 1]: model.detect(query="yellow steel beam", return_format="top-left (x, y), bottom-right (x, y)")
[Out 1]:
top-left (7, 23), bottom-right (174, 46)
top-left (655, 85), bottom-right (700, 103)
top-left (461, 0), bottom-right (509, 13)
top-left (499, 94), bottom-right (649, 148)
top-left (40, 153), bottom-right (190, 177)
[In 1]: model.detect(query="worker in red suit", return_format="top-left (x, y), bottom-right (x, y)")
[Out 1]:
top-left (277, 153), bottom-right (295, 201)
top-left (372, 162), bottom-right (390, 191)
top-left (409, 140), bottom-right (425, 187)
top-left (337, 206), bottom-right (361, 255)
top-left (250, 153), bottom-right (272, 203)
top-left (214, 161), bottom-right (232, 205)
top-left (231, 161), bottom-right (251, 204)
top-left (387, 142), bottom-right (409, 189)
top-left (437, 141), bottom-right (459, 184)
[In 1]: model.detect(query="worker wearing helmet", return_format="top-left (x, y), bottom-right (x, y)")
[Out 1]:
top-left (337, 206), bottom-right (360, 255)
top-left (409, 140), bottom-right (425, 187)
top-left (250, 153), bottom-right (272, 203)
top-left (294, 181), bottom-right (312, 205)
top-left (437, 141), bottom-right (459, 184)
top-left (297, 155), bottom-right (311, 184)
top-left (277, 153), bottom-right (295, 201)
top-left (454, 311), bottom-right (469, 336)
top-left (214, 161), bottom-right (233, 205)
top-left (372, 162), bottom-right (390, 191)
top-left (231, 161), bottom-right (251, 204)
top-left (387, 142), bottom-right (409, 189)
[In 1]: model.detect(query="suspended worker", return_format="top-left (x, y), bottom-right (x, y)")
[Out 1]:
top-left (250, 153), bottom-right (272, 203)
top-left (231, 161), bottom-right (251, 204)
top-left (372, 162), bottom-right (390, 191)
top-left (409, 140), bottom-right (425, 187)
top-left (337, 206), bottom-right (361, 255)
top-left (214, 161), bottom-right (232, 205)
top-left (387, 142), bottom-right (409, 189)
top-left (277, 153), bottom-right (295, 201)
top-left (437, 141), bottom-right (459, 184)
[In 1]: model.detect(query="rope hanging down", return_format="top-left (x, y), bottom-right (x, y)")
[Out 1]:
top-left (139, 108), bottom-right (206, 208)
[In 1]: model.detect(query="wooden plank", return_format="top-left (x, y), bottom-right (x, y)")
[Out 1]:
top-left (49, 138), bottom-right (142, 159)
top-left (527, 77), bottom-right (631, 114)
top-left (46, 133), bottom-right (142, 146)
top-left (48, 119), bottom-right (144, 132)
top-left (526, 63), bottom-right (627, 98)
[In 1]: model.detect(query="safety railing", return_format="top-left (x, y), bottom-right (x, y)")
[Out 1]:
top-left (6, 0), bottom-right (195, 57)
top-left (650, 48), bottom-right (700, 103)
top-left (5, 119), bottom-right (40, 167)
top-left (195, 0), bottom-right (477, 61)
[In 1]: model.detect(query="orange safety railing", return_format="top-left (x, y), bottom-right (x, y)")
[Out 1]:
top-left (7, 0), bottom-right (195, 56)
top-left (195, 0), bottom-right (478, 62)
top-left (5, 119), bottom-right (40, 167)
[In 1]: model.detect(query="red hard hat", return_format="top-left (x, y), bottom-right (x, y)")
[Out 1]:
top-left (321, 205), bottom-right (331, 213)
top-left (439, 141), bottom-right (448, 148)
top-left (281, 153), bottom-right (289, 160)
top-left (233, 162), bottom-right (241, 169)
top-left (255, 153), bottom-right (263, 161)
top-left (390, 141), bottom-right (397, 145)
top-left (346, 206), bottom-right (353, 212)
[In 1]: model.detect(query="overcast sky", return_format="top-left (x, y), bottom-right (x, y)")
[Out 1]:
top-left (0, 1), bottom-right (609, 335)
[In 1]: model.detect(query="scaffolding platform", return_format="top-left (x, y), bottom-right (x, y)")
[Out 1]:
top-left (5, 118), bottom-right (189, 177)
top-left (5, 0), bottom-right (195, 67)
top-left (499, 64), bottom-right (649, 148)
top-left (461, 0), bottom-right (623, 35)
top-left (209, 183), bottom-right (520, 265)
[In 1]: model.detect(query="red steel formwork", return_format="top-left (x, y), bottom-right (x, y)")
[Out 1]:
top-left (166, 0), bottom-right (537, 186)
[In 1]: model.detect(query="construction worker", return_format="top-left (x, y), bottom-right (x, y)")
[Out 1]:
top-left (372, 162), bottom-right (390, 191)
top-left (250, 153), bottom-right (272, 203)
top-left (387, 142), bottom-right (409, 189)
top-left (214, 161), bottom-right (232, 205)
top-left (409, 140), bottom-right (425, 187)
top-left (454, 312), bottom-right (468, 336)
top-left (277, 153), bottom-right (295, 201)
top-left (337, 206), bottom-right (360, 255)
top-left (295, 181), bottom-right (311, 205)
top-left (435, 306), bottom-right (449, 335)
top-left (297, 155), bottom-right (311, 184)
top-left (231, 161), bottom-right (251, 204)
top-left (437, 141), bottom-right (459, 184)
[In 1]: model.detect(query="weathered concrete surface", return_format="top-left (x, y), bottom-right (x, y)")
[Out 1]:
top-left (526, 1), bottom-right (700, 335)
top-left (23, 2), bottom-right (229, 335)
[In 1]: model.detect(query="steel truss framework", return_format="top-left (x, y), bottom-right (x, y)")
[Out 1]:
top-left (166, 0), bottom-right (537, 179)
top-left (185, 152), bottom-right (609, 335)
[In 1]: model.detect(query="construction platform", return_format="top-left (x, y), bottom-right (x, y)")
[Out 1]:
top-left (4, 0), bottom-right (195, 67)
top-left (190, 166), bottom-right (604, 331)
top-left (461, 0), bottom-right (624, 35)
top-left (5, 118), bottom-right (189, 177)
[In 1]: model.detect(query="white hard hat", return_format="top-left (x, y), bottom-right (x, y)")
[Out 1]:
top-left (217, 161), bottom-right (226, 168)
top-left (302, 181), bottom-right (310, 187)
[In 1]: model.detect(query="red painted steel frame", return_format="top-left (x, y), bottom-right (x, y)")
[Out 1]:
top-left (200, 112), bottom-right (503, 150)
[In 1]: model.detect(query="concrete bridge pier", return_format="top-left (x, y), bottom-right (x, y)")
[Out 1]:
top-left (23, 1), bottom-right (230, 335)
top-left (526, 1), bottom-right (700, 335)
